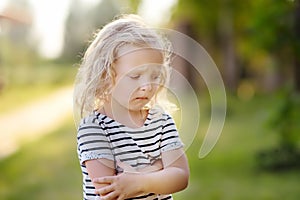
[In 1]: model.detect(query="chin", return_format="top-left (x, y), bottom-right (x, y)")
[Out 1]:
top-left (128, 104), bottom-right (147, 112)
top-left (128, 107), bottom-right (144, 112)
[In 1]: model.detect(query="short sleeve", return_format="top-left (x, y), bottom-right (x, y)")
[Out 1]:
top-left (160, 114), bottom-right (184, 152)
top-left (77, 117), bottom-right (114, 165)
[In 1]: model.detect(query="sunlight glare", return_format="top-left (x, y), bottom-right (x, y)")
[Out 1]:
top-left (29, 0), bottom-right (71, 58)
top-left (138, 0), bottom-right (177, 26)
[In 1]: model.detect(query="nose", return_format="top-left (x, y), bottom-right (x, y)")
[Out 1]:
top-left (140, 82), bottom-right (153, 91)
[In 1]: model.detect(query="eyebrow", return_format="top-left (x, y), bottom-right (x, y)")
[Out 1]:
top-left (129, 66), bottom-right (148, 73)
top-left (128, 65), bottom-right (162, 74)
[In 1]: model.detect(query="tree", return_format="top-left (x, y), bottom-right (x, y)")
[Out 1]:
top-left (172, 0), bottom-right (298, 93)
top-left (294, 0), bottom-right (300, 92)
top-left (61, 0), bottom-right (120, 62)
top-left (171, 0), bottom-right (244, 92)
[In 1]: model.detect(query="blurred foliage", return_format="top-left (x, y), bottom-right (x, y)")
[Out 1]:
top-left (0, 120), bottom-right (81, 200)
top-left (257, 88), bottom-right (300, 170)
top-left (270, 90), bottom-right (300, 149)
top-left (172, 0), bottom-right (299, 93)
top-left (61, 0), bottom-right (120, 63)
top-left (248, 0), bottom-right (294, 53)
top-left (127, 0), bottom-right (140, 13)
top-left (171, 0), bottom-right (300, 170)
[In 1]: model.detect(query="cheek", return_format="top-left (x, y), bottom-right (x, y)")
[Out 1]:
top-left (153, 84), bottom-right (160, 91)
top-left (112, 80), bottom-right (136, 100)
top-left (111, 87), bottom-right (129, 106)
top-left (150, 83), bottom-right (160, 93)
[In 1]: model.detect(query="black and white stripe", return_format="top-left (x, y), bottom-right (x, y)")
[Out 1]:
top-left (77, 108), bottom-right (183, 200)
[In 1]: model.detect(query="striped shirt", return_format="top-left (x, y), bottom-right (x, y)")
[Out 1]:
top-left (77, 107), bottom-right (184, 200)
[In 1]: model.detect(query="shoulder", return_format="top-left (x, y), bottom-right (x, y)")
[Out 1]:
top-left (77, 112), bottom-right (103, 137)
top-left (80, 112), bottom-right (100, 124)
top-left (77, 112), bottom-right (102, 129)
top-left (77, 111), bottom-right (119, 135)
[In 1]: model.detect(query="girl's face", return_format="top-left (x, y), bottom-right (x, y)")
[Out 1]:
top-left (111, 46), bottom-right (164, 111)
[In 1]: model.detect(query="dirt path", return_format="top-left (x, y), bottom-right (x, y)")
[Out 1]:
top-left (0, 86), bottom-right (74, 159)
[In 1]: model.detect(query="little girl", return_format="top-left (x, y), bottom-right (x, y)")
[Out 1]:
top-left (74, 14), bottom-right (189, 200)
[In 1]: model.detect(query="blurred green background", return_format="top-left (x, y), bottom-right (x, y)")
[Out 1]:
top-left (1, 0), bottom-right (300, 199)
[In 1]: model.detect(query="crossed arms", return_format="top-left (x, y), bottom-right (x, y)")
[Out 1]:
top-left (85, 148), bottom-right (189, 200)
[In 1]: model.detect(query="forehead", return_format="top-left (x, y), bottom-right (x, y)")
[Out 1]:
top-left (114, 46), bottom-right (164, 75)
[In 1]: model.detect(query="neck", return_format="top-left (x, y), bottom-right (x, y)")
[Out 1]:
top-left (101, 101), bottom-right (146, 128)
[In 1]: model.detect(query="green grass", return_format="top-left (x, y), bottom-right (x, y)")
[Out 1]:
top-left (1, 94), bottom-right (300, 199)
top-left (0, 119), bottom-right (82, 200)
top-left (175, 95), bottom-right (300, 200)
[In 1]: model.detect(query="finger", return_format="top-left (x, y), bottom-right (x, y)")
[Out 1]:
top-left (93, 176), bottom-right (114, 184)
top-left (117, 194), bottom-right (125, 200)
top-left (100, 191), bottom-right (119, 200)
top-left (95, 184), bottom-right (114, 195)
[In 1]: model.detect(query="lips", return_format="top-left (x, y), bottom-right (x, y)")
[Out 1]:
top-left (135, 97), bottom-right (148, 100)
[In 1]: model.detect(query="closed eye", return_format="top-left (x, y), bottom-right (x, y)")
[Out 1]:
top-left (129, 74), bottom-right (141, 79)
top-left (152, 73), bottom-right (161, 80)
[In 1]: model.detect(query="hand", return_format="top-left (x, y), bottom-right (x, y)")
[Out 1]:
top-left (93, 173), bottom-right (144, 200)
top-left (93, 160), bottom-right (163, 200)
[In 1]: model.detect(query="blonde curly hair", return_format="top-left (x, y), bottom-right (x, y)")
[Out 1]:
top-left (73, 14), bottom-right (173, 119)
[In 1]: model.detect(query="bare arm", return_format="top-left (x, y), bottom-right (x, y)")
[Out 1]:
top-left (141, 148), bottom-right (189, 194)
top-left (85, 159), bottom-right (115, 189)
top-left (86, 158), bottom-right (163, 195)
